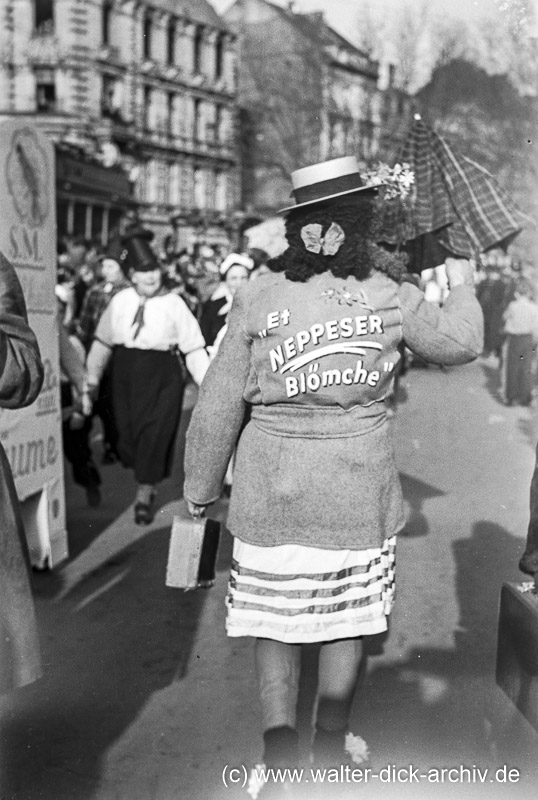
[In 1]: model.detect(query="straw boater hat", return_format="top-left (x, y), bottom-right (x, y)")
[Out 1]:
top-left (279, 155), bottom-right (377, 213)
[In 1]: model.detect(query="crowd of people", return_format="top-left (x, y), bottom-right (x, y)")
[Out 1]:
top-left (54, 217), bottom-right (538, 532)
top-left (475, 266), bottom-right (538, 406)
top-left (55, 224), bottom-right (270, 521)
top-left (418, 261), bottom-right (538, 407)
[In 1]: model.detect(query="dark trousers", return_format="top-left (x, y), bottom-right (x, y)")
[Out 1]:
top-left (61, 383), bottom-right (101, 489)
top-left (111, 347), bottom-right (184, 485)
top-left (520, 442), bottom-right (538, 575)
top-left (505, 333), bottom-right (534, 405)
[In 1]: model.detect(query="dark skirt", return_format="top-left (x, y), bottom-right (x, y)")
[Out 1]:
top-left (111, 347), bottom-right (184, 484)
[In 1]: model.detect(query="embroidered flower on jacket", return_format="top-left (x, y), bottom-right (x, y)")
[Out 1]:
top-left (321, 286), bottom-right (375, 310)
top-left (301, 222), bottom-right (345, 256)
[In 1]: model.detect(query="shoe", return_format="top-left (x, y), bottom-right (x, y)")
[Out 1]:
top-left (311, 727), bottom-right (369, 769)
top-left (134, 501), bottom-right (153, 525)
top-left (134, 491), bottom-right (155, 525)
top-left (246, 727), bottom-right (300, 799)
top-left (102, 447), bottom-right (119, 465)
top-left (85, 481), bottom-right (101, 507)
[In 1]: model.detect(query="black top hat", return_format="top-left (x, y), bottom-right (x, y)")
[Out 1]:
top-left (121, 225), bottom-right (161, 272)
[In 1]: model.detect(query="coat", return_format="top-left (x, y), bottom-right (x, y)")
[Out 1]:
top-left (0, 251), bottom-right (44, 694)
top-left (184, 269), bottom-right (483, 550)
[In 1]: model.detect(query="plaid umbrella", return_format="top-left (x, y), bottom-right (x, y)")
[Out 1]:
top-left (380, 115), bottom-right (529, 272)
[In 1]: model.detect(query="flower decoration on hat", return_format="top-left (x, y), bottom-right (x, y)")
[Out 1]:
top-left (361, 162), bottom-right (415, 201)
top-left (300, 222), bottom-right (345, 255)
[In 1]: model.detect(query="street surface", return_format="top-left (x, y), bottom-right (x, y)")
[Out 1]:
top-left (1, 357), bottom-right (538, 800)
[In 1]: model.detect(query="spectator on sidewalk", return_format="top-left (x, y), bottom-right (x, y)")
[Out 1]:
top-left (0, 252), bottom-right (44, 695)
top-left (200, 253), bottom-right (254, 352)
top-left (85, 226), bottom-right (209, 525)
top-left (77, 239), bottom-right (131, 464)
top-left (502, 278), bottom-right (538, 406)
top-left (57, 296), bottom-right (102, 507)
top-left (476, 267), bottom-right (511, 360)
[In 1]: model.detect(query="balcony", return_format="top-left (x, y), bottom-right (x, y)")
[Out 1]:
top-left (97, 45), bottom-right (123, 66)
top-left (131, 116), bottom-right (236, 161)
top-left (95, 114), bottom-right (137, 145)
top-left (26, 28), bottom-right (62, 66)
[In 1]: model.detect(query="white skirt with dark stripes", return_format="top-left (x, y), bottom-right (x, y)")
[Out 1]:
top-left (225, 536), bottom-right (397, 643)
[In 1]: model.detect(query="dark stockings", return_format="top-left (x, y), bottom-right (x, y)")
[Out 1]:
top-left (255, 637), bottom-right (366, 765)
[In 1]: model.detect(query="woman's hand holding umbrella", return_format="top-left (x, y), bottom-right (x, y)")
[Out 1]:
top-left (445, 258), bottom-right (476, 290)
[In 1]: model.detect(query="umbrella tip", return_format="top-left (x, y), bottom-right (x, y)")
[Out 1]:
top-left (414, 113), bottom-right (422, 120)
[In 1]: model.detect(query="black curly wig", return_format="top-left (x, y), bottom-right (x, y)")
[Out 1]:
top-left (268, 194), bottom-right (407, 283)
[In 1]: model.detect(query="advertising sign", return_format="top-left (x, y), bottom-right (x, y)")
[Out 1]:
top-left (0, 120), bottom-right (67, 567)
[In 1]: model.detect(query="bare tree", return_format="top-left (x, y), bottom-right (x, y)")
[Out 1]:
top-left (353, 0), bottom-right (388, 60)
top-left (354, 0), bottom-right (432, 91)
top-left (430, 15), bottom-right (470, 70)
top-left (241, 34), bottom-right (324, 179)
top-left (392, 0), bottom-right (431, 91)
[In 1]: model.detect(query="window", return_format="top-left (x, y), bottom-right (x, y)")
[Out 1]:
top-left (214, 104), bottom-right (222, 142)
top-left (167, 92), bottom-right (175, 135)
top-left (35, 0), bottom-right (53, 32)
top-left (146, 160), bottom-right (158, 203)
top-left (193, 26), bottom-right (204, 74)
top-left (215, 171), bottom-right (227, 211)
top-left (167, 19), bottom-right (176, 65)
top-left (193, 168), bottom-right (205, 209)
top-left (102, 1), bottom-right (112, 45)
top-left (193, 98), bottom-right (202, 141)
top-left (158, 161), bottom-right (168, 204)
top-left (143, 13), bottom-right (152, 60)
top-left (169, 163), bottom-right (181, 205)
top-left (35, 69), bottom-right (56, 112)
top-left (215, 33), bottom-right (224, 80)
top-left (101, 75), bottom-right (123, 119)
top-left (143, 86), bottom-right (152, 129)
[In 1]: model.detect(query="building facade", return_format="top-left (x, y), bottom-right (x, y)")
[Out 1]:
top-left (0, 0), bottom-right (241, 249)
top-left (225, 0), bottom-right (381, 215)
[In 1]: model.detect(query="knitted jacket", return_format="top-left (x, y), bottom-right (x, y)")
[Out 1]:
top-left (184, 270), bottom-right (483, 550)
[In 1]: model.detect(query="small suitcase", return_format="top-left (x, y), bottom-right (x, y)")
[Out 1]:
top-left (496, 580), bottom-right (538, 733)
top-left (166, 517), bottom-right (221, 591)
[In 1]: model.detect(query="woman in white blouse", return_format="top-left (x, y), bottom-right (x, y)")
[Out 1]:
top-left (85, 227), bottom-right (209, 524)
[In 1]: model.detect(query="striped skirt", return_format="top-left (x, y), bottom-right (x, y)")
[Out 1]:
top-left (226, 536), bottom-right (397, 643)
